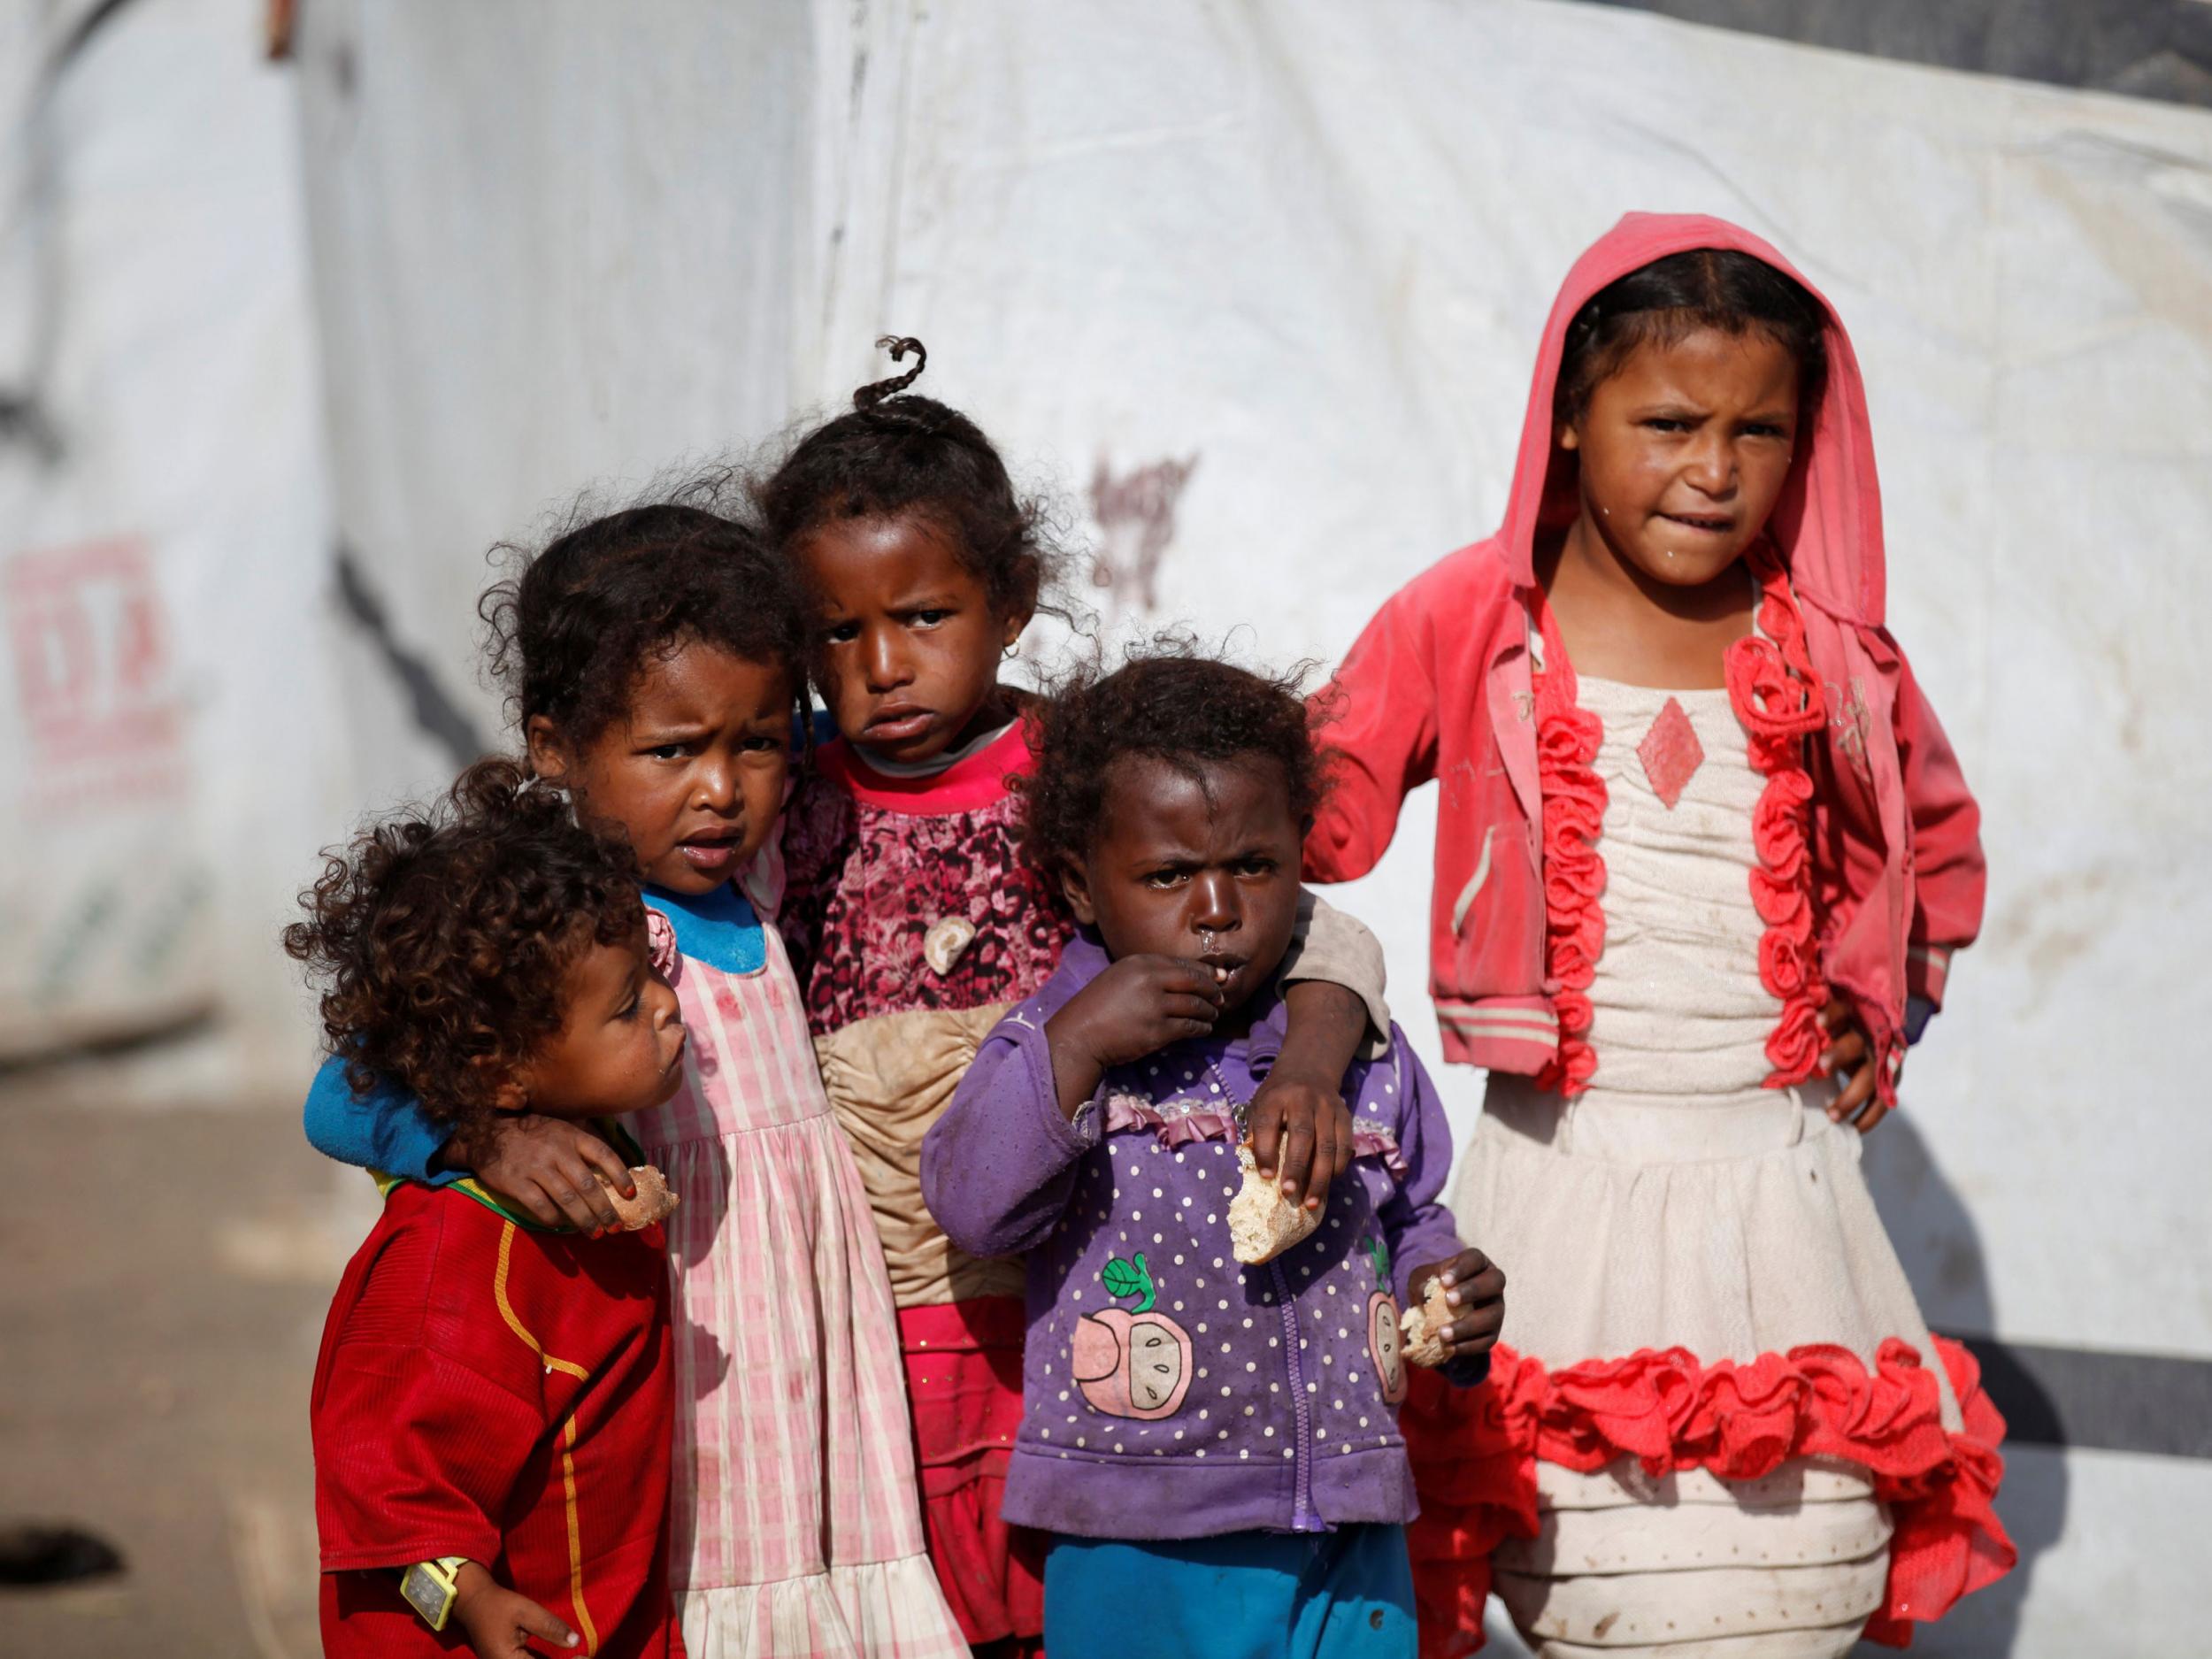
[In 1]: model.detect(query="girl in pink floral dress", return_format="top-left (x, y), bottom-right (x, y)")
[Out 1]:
top-left (757, 342), bottom-right (1393, 1656)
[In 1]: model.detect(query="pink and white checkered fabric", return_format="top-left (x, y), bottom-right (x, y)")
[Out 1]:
top-left (633, 924), bottom-right (951, 1634)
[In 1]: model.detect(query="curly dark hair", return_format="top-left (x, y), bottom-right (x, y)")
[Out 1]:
top-left (754, 337), bottom-right (1064, 621)
top-left (1554, 248), bottom-right (1829, 426)
top-left (1021, 643), bottom-right (1330, 874)
top-left (480, 471), bottom-right (811, 746)
top-left (282, 757), bottom-right (644, 1127)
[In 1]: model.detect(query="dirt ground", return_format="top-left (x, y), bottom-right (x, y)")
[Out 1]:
top-left (0, 1087), bottom-right (366, 1658)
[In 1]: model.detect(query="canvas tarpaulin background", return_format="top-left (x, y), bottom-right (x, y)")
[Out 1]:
top-left (0, 0), bottom-right (337, 1078)
top-left (287, 7), bottom-right (2212, 1652)
top-left (4, 1), bottom-right (2207, 1651)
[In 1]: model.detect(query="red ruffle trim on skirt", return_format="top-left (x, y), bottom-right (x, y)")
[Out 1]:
top-left (1402, 1336), bottom-right (2015, 1656)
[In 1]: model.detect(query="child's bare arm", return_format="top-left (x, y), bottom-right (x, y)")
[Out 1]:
top-left (1257, 892), bottom-right (1392, 1207)
top-left (1251, 982), bottom-right (1363, 1211)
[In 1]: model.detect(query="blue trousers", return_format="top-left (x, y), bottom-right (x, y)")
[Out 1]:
top-left (1042, 1525), bottom-right (1417, 1659)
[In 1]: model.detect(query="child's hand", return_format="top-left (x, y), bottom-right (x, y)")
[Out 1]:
top-left (1044, 955), bottom-right (1225, 1119)
top-left (1818, 997), bottom-right (1889, 1133)
top-left (461, 1114), bottom-right (637, 1233)
top-left (1246, 1072), bottom-right (1355, 1213)
top-left (1255, 978), bottom-right (1367, 1210)
top-left (449, 1559), bottom-right (579, 1655)
top-left (1406, 1248), bottom-right (1507, 1363)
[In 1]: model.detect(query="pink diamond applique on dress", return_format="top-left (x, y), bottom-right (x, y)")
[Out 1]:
top-left (1638, 696), bottom-right (1704, 809)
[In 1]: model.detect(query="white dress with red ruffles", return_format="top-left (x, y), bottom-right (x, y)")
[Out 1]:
top-left (1401, 569), bottom-right (2010, 1659)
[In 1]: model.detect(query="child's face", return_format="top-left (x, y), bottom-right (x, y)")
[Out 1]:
top-left (528, 640), bottom-right (792, 895)
top-left (511, 918), bottom-right (687, 1119)
top-left (797, 511), bottom-right (1029, 765)
top-left (1061, 753), bottom-right (1303, 1018)
top-left (1559, 325), bottom-right (1801, 589)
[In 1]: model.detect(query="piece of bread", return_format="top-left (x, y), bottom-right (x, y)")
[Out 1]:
top-left (1228, 1142), bottom-right (1320, 1265)
top-left (597, 1164), bottom-right (680, 1231)
top-left (1399, 1274), bottom-right (1456, 1368)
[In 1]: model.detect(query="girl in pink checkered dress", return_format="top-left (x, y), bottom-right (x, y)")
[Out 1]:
top-left (303, 493), bottom-right (965, 1657)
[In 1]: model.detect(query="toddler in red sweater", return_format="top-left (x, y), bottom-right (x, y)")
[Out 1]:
top-left (287, 759), bottom-right (688, 1659)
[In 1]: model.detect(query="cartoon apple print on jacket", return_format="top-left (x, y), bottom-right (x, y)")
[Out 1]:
top-left (1071, 1253), bottom-right (1193, 1421)
top-left (1364, 1238), bottom-right (1408, 1405)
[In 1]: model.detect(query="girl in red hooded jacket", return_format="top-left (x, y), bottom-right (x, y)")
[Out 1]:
top-left (1306, 215), bottom-right (2016, 1657)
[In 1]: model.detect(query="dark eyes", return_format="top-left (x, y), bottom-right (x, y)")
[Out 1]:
top-left (641, 736), bottom-right (780, 760)
top-left (1640, 416), bottom-right (1789, 439)
top-left (821, 610), bottom-right (952, 643)
top-left (1140, 858), bottom-right (1276, 888)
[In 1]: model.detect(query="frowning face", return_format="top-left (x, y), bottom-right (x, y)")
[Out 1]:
top-left (797, 511), bottom-right (1027, 766)
top-left (1058, 753), bottom-right (1304, 1027)
top-left (527, 641), bottom-right (793, 896)
top-left (1560, 324), bottom-right (1801, 590)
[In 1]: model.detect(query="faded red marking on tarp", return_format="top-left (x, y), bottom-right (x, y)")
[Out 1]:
top-left (1089, 454), bottom-right (1198, 614)
top-left (5, 537), bottom-right (188, 815)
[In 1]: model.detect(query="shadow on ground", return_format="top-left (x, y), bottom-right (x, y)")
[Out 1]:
top-left (1861, 1110), bottom-right (2066, 1656)
top-left (0, 1089), bottom-right (363, 1658)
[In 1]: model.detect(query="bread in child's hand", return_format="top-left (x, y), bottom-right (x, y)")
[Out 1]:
top-left (1228, 1142), bottom-right (1320, 1265)
top-left (596, 1164), bottom-right (680, 1230)
top-left (1399, 1274), bottom-right (1456, 1368)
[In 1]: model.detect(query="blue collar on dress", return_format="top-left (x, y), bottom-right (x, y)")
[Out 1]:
top-left (643, 882), bottom-right (765, 974)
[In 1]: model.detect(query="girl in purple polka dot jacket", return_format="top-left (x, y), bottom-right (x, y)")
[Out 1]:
top-left (921, 649), bottom-right (1505, 1655)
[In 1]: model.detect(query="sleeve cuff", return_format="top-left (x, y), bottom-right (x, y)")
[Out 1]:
top-left (1442, 1349), bottom-right (1492, 1389)
top-left (1016, 1018), bottom-right (1104, 1161)
top-left (1905, 942), bottom-right (1953, 1007)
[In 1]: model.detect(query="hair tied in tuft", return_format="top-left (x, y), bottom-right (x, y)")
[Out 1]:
top-left (853, 335), bottom-right (927, 410)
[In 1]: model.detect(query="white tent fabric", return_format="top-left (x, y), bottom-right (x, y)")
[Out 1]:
top-left (294, 0), bottom-right (2212, 1342)
top-left (280, 8), bottom-right (2212, 1650)
top-left (0, 0), bottom-right (338, 1070)
top-left (2, 1), bottom-right (2204, 1649)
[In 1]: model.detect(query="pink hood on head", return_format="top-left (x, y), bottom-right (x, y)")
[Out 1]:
top-left (1501, 212), bottom-right (1886, 627)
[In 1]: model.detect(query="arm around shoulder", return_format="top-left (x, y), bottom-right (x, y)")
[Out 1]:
top-left (920, 1010), bottom-right (1102, 1262)
top-left (303, 1054), bottom-right (457, 1185)
top-left (1279, 889), bottom-right (1390, 1050)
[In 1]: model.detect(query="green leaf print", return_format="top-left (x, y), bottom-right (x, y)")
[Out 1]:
top-left (1101, 1252), bottom-right (1157, 1315)
top-left (1364, 1236), bottom-right (1392, 1287)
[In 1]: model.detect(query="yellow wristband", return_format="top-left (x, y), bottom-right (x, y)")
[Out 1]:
top-left (398, 1555), bottom-right (471, 1632)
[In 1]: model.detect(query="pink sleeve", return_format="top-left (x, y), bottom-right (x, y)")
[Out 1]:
top-left (1306, 585), bottom-right (1441, 884)
top-left (1890, 643), bottom-right (1984, 1008)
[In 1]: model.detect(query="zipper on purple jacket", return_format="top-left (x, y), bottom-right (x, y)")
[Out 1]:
top-left (1269, 1258), bottom-right (1322, 1532)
